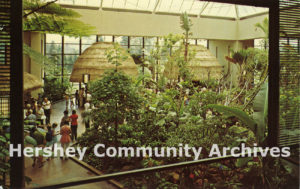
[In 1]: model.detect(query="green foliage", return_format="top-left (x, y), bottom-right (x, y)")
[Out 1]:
top-left (206, 104), bottom-right (257, 133)
top-left (23, 44), bottom-right (55, 67)
top-left (105, 43), bottom-right (128, 70)
top-left (43, 76), bottom-right (70, 101)
top-left (90, 70), bottom-right (142, 144)
top-left (23, 0), bottom-right (95, 36)
top-left (255, 17), bottom-right (269, 48)
top-left (0, 117), bottom-right (10, 187)
top-left (25, 135), bottom-right (37, 146)
top-left (207, 81), bottom-right (268, 145)
top-left (180, 12), bottom-right (192, 34)
top-left (252, 82), bottom-right (268, 143)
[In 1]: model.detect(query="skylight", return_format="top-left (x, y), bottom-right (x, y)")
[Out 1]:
top-left (56, 0), bottom-right (268, 19)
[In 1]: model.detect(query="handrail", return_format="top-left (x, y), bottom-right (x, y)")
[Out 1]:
top-left (34, 153), bottom-right (255, 189)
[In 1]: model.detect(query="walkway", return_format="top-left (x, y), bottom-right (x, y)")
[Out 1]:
top-left (25, 100), bottom-right (117, 189)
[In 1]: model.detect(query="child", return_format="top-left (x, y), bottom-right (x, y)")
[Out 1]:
top-left (45, 123), bottom-right (59, 160)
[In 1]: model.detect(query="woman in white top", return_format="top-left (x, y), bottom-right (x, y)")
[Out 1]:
top-left (42, 97), bottom-right (51, 124)
top-left (36, 104), bottom-right (46, 125)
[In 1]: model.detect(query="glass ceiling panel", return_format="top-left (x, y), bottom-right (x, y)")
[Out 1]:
top-left (157, 0), bottom-right (172, 12)
top-left (87, 0), bottom-right (101, 6)
top-left (189, 1), bottom-right (205, 15)
top-left (56, 0), bottom-right (268, 19)
top-left (201, 3), bottom-right (236, 18)
top-left (238, 5), bottom-right (268, 18)
top-left (58, 0), bottom-right (100, 7)
top-left (178, 0), bottom-right (193, 13)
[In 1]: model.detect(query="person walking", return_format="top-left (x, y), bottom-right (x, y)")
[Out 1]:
top-left (60, 110), bottom-right (70, 127)
top-left (42, 97), bottom-right (51, 124)
top-left (60, 123), bottom-right (72, 160)
top-left (69, 110), bottom-right (78, 141)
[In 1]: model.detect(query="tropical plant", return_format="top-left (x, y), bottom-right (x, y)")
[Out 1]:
top-left (255, 17), bottom-right (269, 49)
top-left (90, 71), bottom-right (142, 145)
top-left (206, 81), bottom-right (268, 144)
top-left (42, 76), bottom-right (70, 101)
top-left (0, 117), bottom-right (10, 187)
top-left (180, 12), bottom-right (192, 62)
top-left (23, 0), bottom-right (95, 36)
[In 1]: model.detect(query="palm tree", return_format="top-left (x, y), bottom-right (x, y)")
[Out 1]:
top-left (255, 17), bottom-right (269, 49)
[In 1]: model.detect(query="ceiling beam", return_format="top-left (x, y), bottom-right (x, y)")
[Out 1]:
top-left (235, 4), bottom-right (239, 19)
top-left (152, 0), bottom-right (161, 13)
top-left (99, 0), bottom-right (103, 10)
top-left (197, 0), bottom-right (271, 8)
top-left (179, 0), bottom-right (185, 11)
top-left (147, 0), bottom-right (151, 9)
top-left (189, 0), bottom-right (196, 13)
top-left (168, 0), bottom-right (174, 12)
top-left (198, 1), bottom-right (209, 17)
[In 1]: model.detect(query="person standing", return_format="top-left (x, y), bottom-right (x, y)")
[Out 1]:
top-left (26, 109), bottom-right (37, 126)
top-left (60, 123), bottom-right (72, 160)
top-left (83, 101), bottom-right (91, 129)
top-left (65, 94), bottom-right (69, 110)
top-left (75, 90), bottom-right (79, 106)
top-left (86, 92), bottom-right (92, 102)
top-left (36, 104), bottom-right (46, 125)
top-left (69, 110), bottom-right (78, 141)
top-left (46, 123), bottom-right (59, 160)
top-left (42, 97), bottom-right (51, 124)
top-left (79, 88), bottom-right (84, 108)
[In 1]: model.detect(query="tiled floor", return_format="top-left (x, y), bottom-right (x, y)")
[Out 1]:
top-left (25, 100), bottom-right (116, 189)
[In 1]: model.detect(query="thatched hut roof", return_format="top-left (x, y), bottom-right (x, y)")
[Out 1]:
top-left (70, 42), bottom-right (138, 82)
top-left (164, 45), bottom-right (223, 80)
top-left (24, 72), bottom-right (43, 92)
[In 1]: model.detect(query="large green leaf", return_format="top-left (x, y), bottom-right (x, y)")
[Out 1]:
top-left (206, 104), bottom-right (257, 133)
top-left (252, 81), bottom-right (268, 143)
top-left (25, 136), bottom-right (37, 146)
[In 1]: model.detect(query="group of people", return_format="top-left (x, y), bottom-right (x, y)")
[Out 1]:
top-left (24, 97), bottom-right (51, 125)
top-left (64, 88), bottom-right (92, 110)
top-left (29, 109), bottom-right (79, 168)
top-left (26, 88), bottom-right (93, 168)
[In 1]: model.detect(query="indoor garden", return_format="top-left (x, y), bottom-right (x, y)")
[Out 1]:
top-left (0, 0), bottom-right (299, 188)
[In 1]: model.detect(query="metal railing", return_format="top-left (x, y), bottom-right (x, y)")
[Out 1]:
top-left (35, 152), bottom-right (255, 189)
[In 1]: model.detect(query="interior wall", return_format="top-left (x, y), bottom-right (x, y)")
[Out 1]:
top-left (238, 14), bottom-right (269, 40)
top-left (208, 39), bottom-right (256, 85)
top-left (70, 8), bottom-right (266, 40)
top-left (23, 32), bottom-right (31, 74)
top-left (23, 32), bottom-right (43, 99)
top-left (208, 40), bottom-right (235, 75)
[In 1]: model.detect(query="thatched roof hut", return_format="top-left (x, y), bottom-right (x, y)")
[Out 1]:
top-left (70, 42), bottom-right (138, 82)
top-left (164, 45), bottom-right (223, 81)
top-left (24, 72), bottom-right (43, 92)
